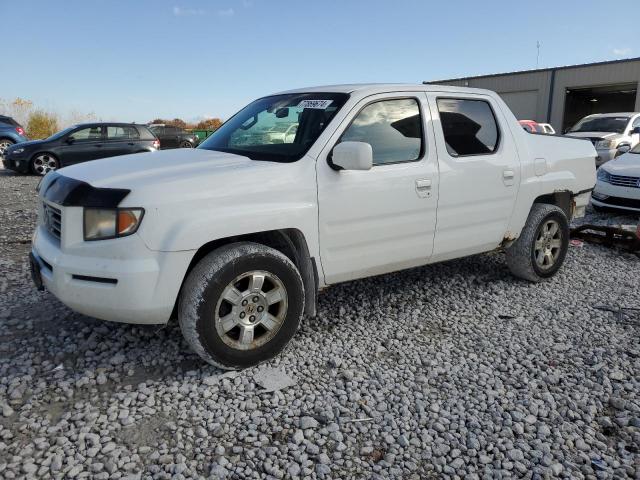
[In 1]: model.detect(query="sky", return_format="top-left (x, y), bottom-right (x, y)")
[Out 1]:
top-left (1, 0), bottom-right (637, 123)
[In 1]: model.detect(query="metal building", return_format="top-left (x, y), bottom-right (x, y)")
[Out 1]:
top-left (426, 57), bottom-right (640, 132)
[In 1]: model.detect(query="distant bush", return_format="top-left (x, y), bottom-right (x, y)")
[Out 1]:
top-left (27, 110), bottom-right (59, 139)
top-left (148, 118), bottom-right (223, 131)
top-left (194, 118), bottom-right (223, 131)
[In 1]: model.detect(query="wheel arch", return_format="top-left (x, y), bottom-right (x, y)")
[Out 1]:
top-left (533, 190), bottom-right (572, 219)
top-left (172, 228), bottom-right (318, 320)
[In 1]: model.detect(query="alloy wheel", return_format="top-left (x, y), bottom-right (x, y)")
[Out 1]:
top-left (32, 154), bottom-right (58, 175)
top-left (534, 219), bottom-right (562, 270)
top-left (0, 140), bottom-right (12, 156)
top-left (214, 270), bottom-right (288, 351)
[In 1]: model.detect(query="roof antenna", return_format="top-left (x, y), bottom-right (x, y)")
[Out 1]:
top-left (536, 41), bottom-right (541, 69)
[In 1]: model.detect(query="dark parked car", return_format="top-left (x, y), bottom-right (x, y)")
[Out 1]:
top-left (2, 123), bottom-right (159, 175)
top-left (0, 115), bottom-right (29, 157)
top-left (148, 124), bottom-right (199, 149)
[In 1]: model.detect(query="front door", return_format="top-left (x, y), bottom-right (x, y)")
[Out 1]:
top-left (425, 93), bottom-right (520, 260)
top-left (60, 126), bottom-right (106, 165)
top-left (317, 94), bottom-right (439, 284)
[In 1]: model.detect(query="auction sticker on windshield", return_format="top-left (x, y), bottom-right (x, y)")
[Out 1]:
top-left (298, 99), bottom-right (333, 109)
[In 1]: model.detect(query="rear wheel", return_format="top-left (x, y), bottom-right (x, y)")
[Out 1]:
top-left (31, 153), bottom-right (59, 176)
top-left (505, 204), bottom-right (569, 282)
top-left (0, 139), bottom-right (14, 156)
top-left (179, 141), bottom-right (194, 148)
top-left (178, 242), bottom-right (305, 369)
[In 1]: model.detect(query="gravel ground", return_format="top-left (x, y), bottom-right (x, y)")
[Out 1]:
top-left (0, 166), bottom-right (639, 479)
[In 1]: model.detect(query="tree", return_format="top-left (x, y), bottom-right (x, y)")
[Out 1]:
top-left (148, 118), bottom-right (188, 128)
top-left (27, 110), bottom-right (59, 139)
top-left (194, 118), bottom-right (223, 131)
top-left (0, 97), bottom-right (34, 126)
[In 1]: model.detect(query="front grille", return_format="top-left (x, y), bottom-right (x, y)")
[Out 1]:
top-left (43, 203), bottom-right (62, 240)
top-left (609, 174), bottom-right (640, 189)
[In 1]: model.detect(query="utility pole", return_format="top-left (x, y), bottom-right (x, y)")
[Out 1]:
top-left (536, 41), bottom-right (541, 69)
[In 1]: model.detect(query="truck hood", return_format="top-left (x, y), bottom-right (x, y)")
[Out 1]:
top-left (58, 148), bottom-right (258, 189)
top-left (565, 131), bottom-right (621, 140)
top-left (603, 152), bottom-right (640, 175)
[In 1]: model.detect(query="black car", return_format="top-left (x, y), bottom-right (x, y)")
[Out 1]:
top-left (148, 124), bottom-right (199, 149)
top-left (2, 123), bottom-right (159, 175)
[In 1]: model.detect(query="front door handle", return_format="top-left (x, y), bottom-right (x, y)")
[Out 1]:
top-left (415, 178), bottom-right (432, 198)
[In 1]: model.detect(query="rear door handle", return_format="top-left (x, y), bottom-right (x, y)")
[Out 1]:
top-left (415, 178), bottom-right (432, 198)
top-left (503, 169), bottom-right (515, 186)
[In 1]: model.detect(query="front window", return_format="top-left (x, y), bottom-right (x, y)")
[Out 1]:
top-left (569, 116), bottom-right (630, 134)
top-left (340, 98), bottom-right (423, 165)
top-left (69, 126), bottom-right (103, 142)
top-left (198, 93), bottom-right (349, 162)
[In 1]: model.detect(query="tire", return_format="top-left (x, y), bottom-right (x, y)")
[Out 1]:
top-left (31, 153), bottom-right (60, 176)
top-left (505, 204), bottom-right (569, 282)
top-left (178, 242), bottom-right (305, 369)
top-left (0, 138), bottom-right (15, 157)
top-left (179, 141), bottom-right (194, 148)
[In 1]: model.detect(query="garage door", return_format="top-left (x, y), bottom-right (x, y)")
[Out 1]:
top-left (498, 90), bottom-right (538, 120)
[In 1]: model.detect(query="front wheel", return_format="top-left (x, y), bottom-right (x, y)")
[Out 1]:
top-left (178, 242), bottom-right (304, 369)
top-left (505, 204), bottom-right (569, 282)
top-left (31, 153), bottom-right (60, 176)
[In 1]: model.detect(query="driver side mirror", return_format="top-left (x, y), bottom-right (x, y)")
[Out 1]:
top-left (631, 126), bottom-right (640, 135)
top-left (66, 136), bottom-right (75, 144)
top-left (331, 141), bottom-right (373, 171)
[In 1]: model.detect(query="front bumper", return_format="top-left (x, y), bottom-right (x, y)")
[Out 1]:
top-left (32, 223), bottom-right (194, 324)
top-left (592, 179), bottom-right (640, 212)
top-left (2, 153), bottom-right (31, 173)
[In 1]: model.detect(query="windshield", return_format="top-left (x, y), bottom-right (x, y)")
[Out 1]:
top-left (569, 116), bottom-right (629, 134)
top-left (46, 126), bottom-right (75, 141)
top-left (198, 93), bottom-right (349, 162)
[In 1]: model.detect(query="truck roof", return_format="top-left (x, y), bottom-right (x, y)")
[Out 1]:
top-left (277, 83), bottom-right (495, 96)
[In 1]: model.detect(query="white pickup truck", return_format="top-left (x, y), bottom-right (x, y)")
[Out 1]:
top-left (31, 84), bottom-right (596, 369)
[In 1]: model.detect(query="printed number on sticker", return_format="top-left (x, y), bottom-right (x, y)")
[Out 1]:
top-left (297, 100), bottom-right (333, 109)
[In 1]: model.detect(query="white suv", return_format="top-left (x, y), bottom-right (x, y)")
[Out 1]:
top-left (31, 84), bottom-right (596, 369)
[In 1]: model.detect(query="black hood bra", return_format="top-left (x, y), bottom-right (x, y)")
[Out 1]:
top-left (38, 172), bottom-right (130, 208)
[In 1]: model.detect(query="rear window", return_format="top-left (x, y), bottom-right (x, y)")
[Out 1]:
top-left (107, 125), bottom-right (139, 140)
top-left (137, 126), bottom-right (157, 140)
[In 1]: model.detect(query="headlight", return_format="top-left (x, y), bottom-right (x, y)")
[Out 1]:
top-left (11, 148), bottom-right (25, 154)
top-left (595, 139), bottom-right (615, 149)
top-left (596, 168), bottom-right (611, 183)
top-left (84, 208), bottom-right (144, 241)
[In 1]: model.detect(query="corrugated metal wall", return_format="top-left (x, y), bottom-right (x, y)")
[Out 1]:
top-left (430, 59), bottom-right (640, 131)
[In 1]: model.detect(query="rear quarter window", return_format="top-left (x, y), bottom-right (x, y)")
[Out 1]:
top-left (137, 126), bottom-right (157, 140)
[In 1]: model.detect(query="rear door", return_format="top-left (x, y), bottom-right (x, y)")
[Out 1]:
top-left (60, 126), bottom-right (106, 165)
top-left (317, 93), bottom-right (439, 284)
top-left (105, 125), bottom-right (139, 157)
top-left (425, 93), bottom-right (520, 259)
